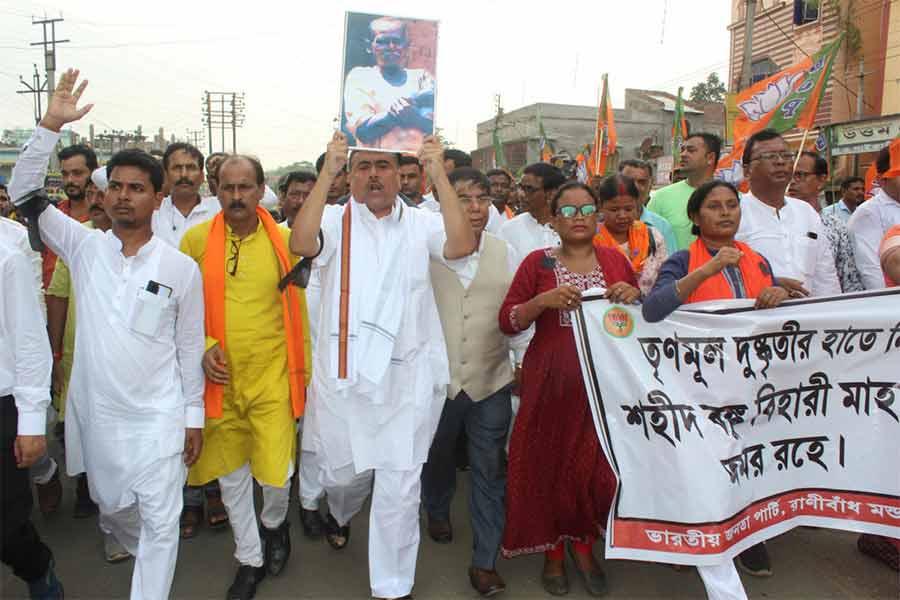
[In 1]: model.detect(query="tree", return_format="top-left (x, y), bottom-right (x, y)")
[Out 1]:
top-left (689, 72), bottom-right (726, 104)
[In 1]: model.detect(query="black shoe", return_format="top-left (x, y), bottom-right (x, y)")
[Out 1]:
top-left (73, 474), bottom-right (98, 519)
top-left (260, 521), bottom-right (291, 577)
top-left (736, 542), bottom-right (772, 577)
top-left (226, 565), bottom-right (266, 600)
top-left (427, 515), bottom-right (452, 544)
top-left (299, 507), bottom-right (324, 539)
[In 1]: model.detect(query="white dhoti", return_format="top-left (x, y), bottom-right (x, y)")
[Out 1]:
top-left (297, 417), bottom-right (325, 510)
top-left (697, 562), bottom-right (748, 600)
top-left (99, 452), bottom-right (186, 600)
top-left (218, 462), bottom-right (292, 567)
top-left (321, 464), bottom-right (423, 598)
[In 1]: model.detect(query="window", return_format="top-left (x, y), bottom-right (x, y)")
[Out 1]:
top-left (751, 58), bottom-right (779, 84)
top-left (793, 0), bottom-right (819, 26)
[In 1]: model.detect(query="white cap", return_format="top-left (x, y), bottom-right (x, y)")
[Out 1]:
top-left (260, 185), bottom-right (278, 210)
top-left (91, 167), bottom-right (108, 192)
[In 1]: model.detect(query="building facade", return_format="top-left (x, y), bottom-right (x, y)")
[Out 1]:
top-left (472, 90), bottom-right (724, 180)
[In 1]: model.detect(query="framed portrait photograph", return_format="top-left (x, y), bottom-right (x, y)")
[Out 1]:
top-left (340, 11), bottom-right (438, 153)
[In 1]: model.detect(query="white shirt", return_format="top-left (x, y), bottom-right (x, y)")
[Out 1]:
top-left (497, 211), bottom-right (561, 268)
top-left (848, 189), bottom-right (900, 290)
top-left (821, 199), bottom-right (853, 225)
top-left (420, 193), bottom-right (503, 234)
top-left (10, 127), bottom-right (206, 507)
top-left (151, 194), bottom-right (221, 249)
top-left (0, 235), bottom-right (51, 435)
top-left (445, 232), bottom-right (533, 363)
top-left (0, 217), bottom-right (44, 314)
top-left (736, 191), bottom-right (840, 297)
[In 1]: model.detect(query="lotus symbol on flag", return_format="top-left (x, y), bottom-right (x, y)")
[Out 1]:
top-left (716, 160), bottom-right (744, 184)
top-left (738, 72), bottom-right (804, 122)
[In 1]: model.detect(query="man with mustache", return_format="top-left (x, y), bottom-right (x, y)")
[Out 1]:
top-left (150, 143), bottom-right (227, 539)
top-left (180, 154), bottom-right (312, 600)
top-left (10, 69), bottom-right (206, 600)
top-left (152, 143), bottom-right (221, 250)
top-left (736, 129), bottom-right (839, 302)
top-left (648, 133), bottom-right (721, 251)
top-left (291, 131), bottom-right (475, 599)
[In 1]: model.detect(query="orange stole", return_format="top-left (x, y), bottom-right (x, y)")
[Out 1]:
top-left (686, 239), bottom-right (773, 303)
top-left (504, 205), bottom-right (515, 219)
top-left (593, 221), bottom-right (650, 274)
top-left (202, 207), bottom-right (306, 418)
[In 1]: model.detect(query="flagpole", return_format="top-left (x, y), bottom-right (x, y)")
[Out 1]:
top-left (594, 82), bottom-right (602, 176)
top-left (792, 128), bottom-right (810, 174)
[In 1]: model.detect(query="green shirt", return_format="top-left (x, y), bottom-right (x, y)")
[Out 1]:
top-left (648, 180), bottom-right (696, 251)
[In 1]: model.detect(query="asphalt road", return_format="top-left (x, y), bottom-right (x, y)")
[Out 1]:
top-left (3, 453), bottom-right (898, 599)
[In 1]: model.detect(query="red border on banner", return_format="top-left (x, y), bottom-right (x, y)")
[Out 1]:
top-left (612, 489), bottom-right (900, 555)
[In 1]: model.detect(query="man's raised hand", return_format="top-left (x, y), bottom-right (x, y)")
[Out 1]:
top-left (40, 68), bottom-right (93, 132)
top-left (324, 131), bottom-right (349, 179)
top-left (418, 135), bottom-right (445, 180)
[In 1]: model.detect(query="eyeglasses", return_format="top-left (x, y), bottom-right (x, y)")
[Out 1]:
top-left (557, 204), bottom-right (597, 218)
top-left (751, 151), bottom-right (794, 164)
top-left (791, 170), bottom-right (815, 180)
top-left (227, 238), bottom-right (243, 276)
top-left (373, 36), bottom-right (408, 48)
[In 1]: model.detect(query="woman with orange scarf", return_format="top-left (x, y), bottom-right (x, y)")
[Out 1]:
top-left (642, 180), bottom-right (788, 323)
top-left (592, 174), bottom-right (668, 296)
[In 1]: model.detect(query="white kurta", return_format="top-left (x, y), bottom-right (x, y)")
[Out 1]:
top-left (151, 195), bottom-right (221, 249)
top-left (736, 191), bottom-right (840, 297)
top-left (848, 189), bottom-right (900, 290)
top-left (302, 197), bottom-right (449, 475)
top-left (497, 211), bottom-right (560, 268)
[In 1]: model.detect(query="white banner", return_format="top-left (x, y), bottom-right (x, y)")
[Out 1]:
top-left (572, 289), bottom-right (900, 566)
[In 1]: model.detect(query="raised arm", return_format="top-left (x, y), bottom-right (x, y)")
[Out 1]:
top-left (290, 132), bottom-right (347, 257)
top-left (419, 136), bottom-right (475, 260)
top-left (10, 69), bottom-right (94, 260)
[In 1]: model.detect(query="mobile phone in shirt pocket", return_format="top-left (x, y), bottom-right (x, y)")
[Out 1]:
top-left (126, 287), bottom-right (173, 338)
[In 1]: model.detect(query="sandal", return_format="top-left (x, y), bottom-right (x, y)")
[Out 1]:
top-left (180, 505), bottom-right (203, 539)
top-left (325, 513), bottom-right (350, 550)
top-left (205, 489), bottom-right (229, 530)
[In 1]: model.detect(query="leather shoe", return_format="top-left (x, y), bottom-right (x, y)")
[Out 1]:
top-left (427, 516), bottom-right (452, 544)
top-left (468, 567), bottom-right (506, 597)
top-left (73, 474), bottom-right (98, 519)
top-left (226, 564), bottom-right (266, 600)
top-left (36, 468), bottom-right (63, 515)
top-left (260, 521), bottom-right (291, 576)
top-left (299, 507), bottom-right (324, 539)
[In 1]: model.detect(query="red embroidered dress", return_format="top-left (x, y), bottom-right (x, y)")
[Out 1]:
top-left (499, 247), bottom-right (637, 557)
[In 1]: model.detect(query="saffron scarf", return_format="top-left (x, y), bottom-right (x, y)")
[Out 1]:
top-left (594, 221), bottom-right (651, 274)
top-left (686, 239), bottom-right (773, 303)
top-left (202, 207), bottom-right (306, 418)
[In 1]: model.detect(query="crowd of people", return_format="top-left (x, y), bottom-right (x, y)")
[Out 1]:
top-left (1, 68), bottom-right (899, 600)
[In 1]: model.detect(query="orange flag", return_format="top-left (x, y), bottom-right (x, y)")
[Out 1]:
top-left (716, 36), bottom-right (842, 184)
top-left (589, 74), bottom-right (616, 179)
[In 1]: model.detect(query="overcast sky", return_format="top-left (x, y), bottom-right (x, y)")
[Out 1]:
top-left (1, 0), bottom-right (732, 169)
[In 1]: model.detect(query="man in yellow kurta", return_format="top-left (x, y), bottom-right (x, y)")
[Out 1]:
top-left (180, 155), bottom-right (311, 600)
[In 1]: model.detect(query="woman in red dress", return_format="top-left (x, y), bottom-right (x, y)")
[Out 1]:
top-left (499, 182), bottom-right (640, 596)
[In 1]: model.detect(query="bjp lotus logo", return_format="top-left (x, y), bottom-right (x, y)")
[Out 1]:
top-left (603, 306), bottom-right (635, 338)
top-left (738, 71), bottom-right (804, 122)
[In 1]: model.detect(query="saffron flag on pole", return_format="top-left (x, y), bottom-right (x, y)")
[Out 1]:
top-left (716, 35), bottom-right (843, 184)
top-left (589, 73), bottom-right (616, 179)
top-left (671, 86), bottom-right (688, 160)
top-left (538, 108), bottom-right (555, 163)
